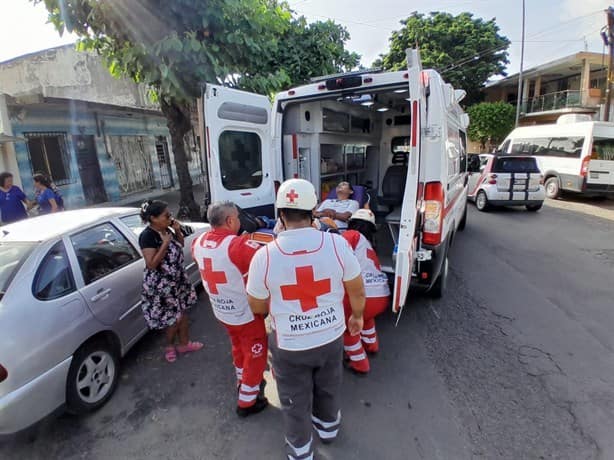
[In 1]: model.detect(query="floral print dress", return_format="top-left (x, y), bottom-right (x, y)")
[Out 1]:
top-left (140, 229), bottom-right (197, 330)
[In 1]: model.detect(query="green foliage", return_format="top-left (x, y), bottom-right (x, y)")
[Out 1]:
top-left (238, 16), bottom-right (360, 94)
top-left (375, 12), bottom-right (510, 105)
top-left (34, 0), bottom-right (291, 104)
top-left (467, 102), bottom-right (516, 149)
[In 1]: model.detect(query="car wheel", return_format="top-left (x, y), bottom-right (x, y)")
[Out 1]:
top-left (66, 340), bottom-right (119, 415)
top-left (545, 177), bottom-right (560, 199)
top-left (458, 204), bottom-right (468, 231)
top-left (429, 254), bottom-right (448, 299)
top-left (475, 191), bottom-right (490, 212)
top-left (526, 203), bottom-right (543, 212)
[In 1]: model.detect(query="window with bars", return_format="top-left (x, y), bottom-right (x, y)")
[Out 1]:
top-left (24, 132), bottom-right (74, 185)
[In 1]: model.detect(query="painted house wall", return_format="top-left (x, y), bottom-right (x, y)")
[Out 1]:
top-left (9, 103), bottom-right (197, 208)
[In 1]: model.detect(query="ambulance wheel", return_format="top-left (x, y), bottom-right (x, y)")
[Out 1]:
top-left (458, 204), bottom-right (467, 231)
top-left (429, 255), bottom-right (448, 299)
top-left (475, 191), bottom-right (490, 212)
top-left (545, 177), bottom-right (560, 199)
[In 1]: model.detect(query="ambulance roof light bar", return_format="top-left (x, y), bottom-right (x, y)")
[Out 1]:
top-left (309, 67), bottom-right (383, 83)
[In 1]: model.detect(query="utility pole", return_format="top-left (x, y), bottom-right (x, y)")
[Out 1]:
top-left (604, 7), bottom-right (614, 122)
top-left (515, 0), bottom-right (526, 127)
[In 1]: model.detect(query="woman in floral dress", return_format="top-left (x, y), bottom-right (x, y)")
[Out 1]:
top-left (139, 200), bottom-right (203, 362)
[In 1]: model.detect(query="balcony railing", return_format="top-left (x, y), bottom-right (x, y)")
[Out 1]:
top-left (523, 90), bottom-right (587, 114)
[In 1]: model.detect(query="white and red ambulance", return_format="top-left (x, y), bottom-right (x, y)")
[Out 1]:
top-left (199, 49), bottom-right (470, 313)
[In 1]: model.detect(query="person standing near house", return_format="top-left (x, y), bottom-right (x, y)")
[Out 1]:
top-left (33, 173), bottom-right (62, 214)
top-left (0, 172), bottom-right (28, 224)
top-left (192, 201), bottom-right (269, 417)
top-left (313, 181), bottom-right (360, 230)
top-left (247, 179), bottom-right (365, 460)
top-left (341, 209), bottom-right (391, 374)
top-left (139, 200), bottom-right (203, 363)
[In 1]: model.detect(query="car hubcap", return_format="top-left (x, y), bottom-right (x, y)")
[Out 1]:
top-left (547, 182), bottom-right (556, 196)
top-left (76, 351), bottom-right (115, 404)
top-left (477, 194), bottom-right (486, 208)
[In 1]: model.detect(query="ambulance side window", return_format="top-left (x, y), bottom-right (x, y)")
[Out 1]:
top-left (219, 131), bottom-right (263, 190)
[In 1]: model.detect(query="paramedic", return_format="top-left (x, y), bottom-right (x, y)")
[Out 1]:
top-left (342, 209), bottom-right (391, 374)
top-left (314, 181), bottom-right (360, 230)
top-left (192, 201), bottom-right (268, 417)
top-left (247, 179), bottom-right (366, 460)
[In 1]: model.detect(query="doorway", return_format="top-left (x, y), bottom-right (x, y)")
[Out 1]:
top-left (73, 135), bottom-right (108, 204)
top-left (155, 136), bottom-right (174, 189)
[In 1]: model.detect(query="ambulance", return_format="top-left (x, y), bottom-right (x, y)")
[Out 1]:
top-left (199, 49), bottom-right (470, 314)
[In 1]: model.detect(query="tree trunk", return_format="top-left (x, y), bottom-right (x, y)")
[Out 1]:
top-left (160, 98), bottom-right (201, 221)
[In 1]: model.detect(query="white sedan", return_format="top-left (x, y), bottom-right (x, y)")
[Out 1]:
top-left (0, 208), bottom-right (209, 435)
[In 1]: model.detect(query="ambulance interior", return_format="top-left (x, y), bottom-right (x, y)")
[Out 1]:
top-left (281, 86), bottom-right (412, 272)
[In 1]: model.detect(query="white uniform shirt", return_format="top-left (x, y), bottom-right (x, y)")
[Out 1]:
top-left (247, 227), bottom-right (361, 351)
top-left (343, 230), bottom-right (390, 298)
top-left (193, 232), bottom-right (256, 326)
top-left (316, 199), bottom-right (360, 229)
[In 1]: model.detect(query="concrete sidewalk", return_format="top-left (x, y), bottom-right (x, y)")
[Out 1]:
top-left (94, 184), bottom-right (207, 217)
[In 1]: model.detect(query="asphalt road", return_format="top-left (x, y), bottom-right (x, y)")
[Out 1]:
top-left (1, 200), bottom-right (613, 460)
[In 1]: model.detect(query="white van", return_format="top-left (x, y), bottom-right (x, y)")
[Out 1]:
top-left (200, 50), bottom-right (470, 312)
top-left (498, 119), bottom-right (614, 198)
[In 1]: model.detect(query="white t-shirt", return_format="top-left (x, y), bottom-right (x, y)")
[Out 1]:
top-left (247, 227), bottom-right (361, 351)
top-left (316, 199), bottom-right (360, 229)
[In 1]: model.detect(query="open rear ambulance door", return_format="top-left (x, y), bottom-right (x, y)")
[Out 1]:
top-left (203, 84), bottom-right (275, 216)
top-left (392, 49), bottom-right (427, 319)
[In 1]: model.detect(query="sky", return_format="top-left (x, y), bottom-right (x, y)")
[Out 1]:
top-left (0, 0), bottom-right (612, 79)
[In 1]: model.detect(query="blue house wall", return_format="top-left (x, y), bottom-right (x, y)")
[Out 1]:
top-left (9, 101), bottom-right (200, 208)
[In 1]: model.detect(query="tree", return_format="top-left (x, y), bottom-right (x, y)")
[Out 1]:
top-left (239, 17), bottom-right (360, 94)
top-left (374, 12), bottom-right (510, 105)
top-left (33, 0), bottom-right (290, 218)
top-left (467, 102), bottom-right (515, 151)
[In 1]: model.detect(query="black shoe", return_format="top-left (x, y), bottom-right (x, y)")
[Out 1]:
top-left (236, 398), bottom-right (269, 418)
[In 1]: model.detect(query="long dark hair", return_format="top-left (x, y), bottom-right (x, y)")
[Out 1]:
top-left (33, 173), bottom-right (52, 188)
top-left (0, 172), bottom-right (12, 188)
top-left (140, 200), bottom-right (168, 223)
top-left (348, 218), bottom-right (376, 246)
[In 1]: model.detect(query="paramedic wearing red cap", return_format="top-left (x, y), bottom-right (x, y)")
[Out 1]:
top-left (247, 179), bottom-right (366, 460)
top-left (192, 201), bottom-right (268, 417)
top-left (342, 209), bottom-right (391, 374)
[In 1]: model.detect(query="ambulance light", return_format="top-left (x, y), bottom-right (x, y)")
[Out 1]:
top-left (325, 75), bottom-right (363, 90)
top-left (288, 90), bottom-right (296, 96)
top-left (318, 84), bottom-right (326, 90)
top-left (580, 156), bottom-right (591, 177)
top-left (0, 364), bottom-right (7, 383)
top-left (423, 182), bottom-right (444, 246)
top-left (363, 77), bottom-right (373, 83)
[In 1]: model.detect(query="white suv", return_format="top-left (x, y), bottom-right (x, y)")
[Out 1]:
top-left (467, 154), bottom-right (546, 212)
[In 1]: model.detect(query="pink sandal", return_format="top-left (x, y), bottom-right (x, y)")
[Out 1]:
top-left (176, 341), bottom-right (204, 354)
top-left (165, 346), bottom-right (177, 363)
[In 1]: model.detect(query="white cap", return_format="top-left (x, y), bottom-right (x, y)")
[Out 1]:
top-left (349, 208), bottom-right (376, 226)
top-left (275, 179), bottom-right (317, 211)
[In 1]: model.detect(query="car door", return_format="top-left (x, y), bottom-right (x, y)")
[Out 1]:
top-left (203, 84), bottom-right (275, 215)
top-left (392, 49), bottom-right (426, 317)
top-left (68, 222), bottom-right (146, 345)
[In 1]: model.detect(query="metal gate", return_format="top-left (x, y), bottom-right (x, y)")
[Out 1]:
top-left (105, 135), bottom-right (155, 195)
top-left (155, 136), bottom-right (174, 189)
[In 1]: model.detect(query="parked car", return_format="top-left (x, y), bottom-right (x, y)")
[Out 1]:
top-left (467, 154), bottom-right (546, 212)
top-left (0, 208), bottom-right (209, 435)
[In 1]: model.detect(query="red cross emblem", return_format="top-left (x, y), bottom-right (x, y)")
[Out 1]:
top-left (366, 248), bottom-right (381, 271)
top-left (280, 266), bottom-right (331, 312)
top-left (201, 258), bottom-right (227, 295)
top-left (286, 189), bottom-right (299, 203)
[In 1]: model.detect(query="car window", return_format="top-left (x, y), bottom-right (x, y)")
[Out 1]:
top-left (120, 214), bottom-right (147, 235)
top-left (71, 222), bottom-right (141, 285)
top-left (592, 138), bottom-right (614, 160)
top-left (0, 242), bottom-right (36, 299)
top-left (33, 241), bottom-right (75, 300)
top-left (492, 157), bottom-right (540, 173)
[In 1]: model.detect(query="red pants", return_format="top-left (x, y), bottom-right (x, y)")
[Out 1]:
top-left (343, 296), bottom-right (389, 373)
top-left (223, 317), bottom-right (267, 408)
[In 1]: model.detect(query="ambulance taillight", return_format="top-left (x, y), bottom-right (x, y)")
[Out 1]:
top-left (580, 156), bottom-right (591, 177)
top-left (422, 182), bottom-right (444, 245)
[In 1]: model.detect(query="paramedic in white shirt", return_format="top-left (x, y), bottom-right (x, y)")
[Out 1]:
top-left (247, 178), bottom-right (365, 460)
top-left (314, 181), bottom-right (360, 230)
